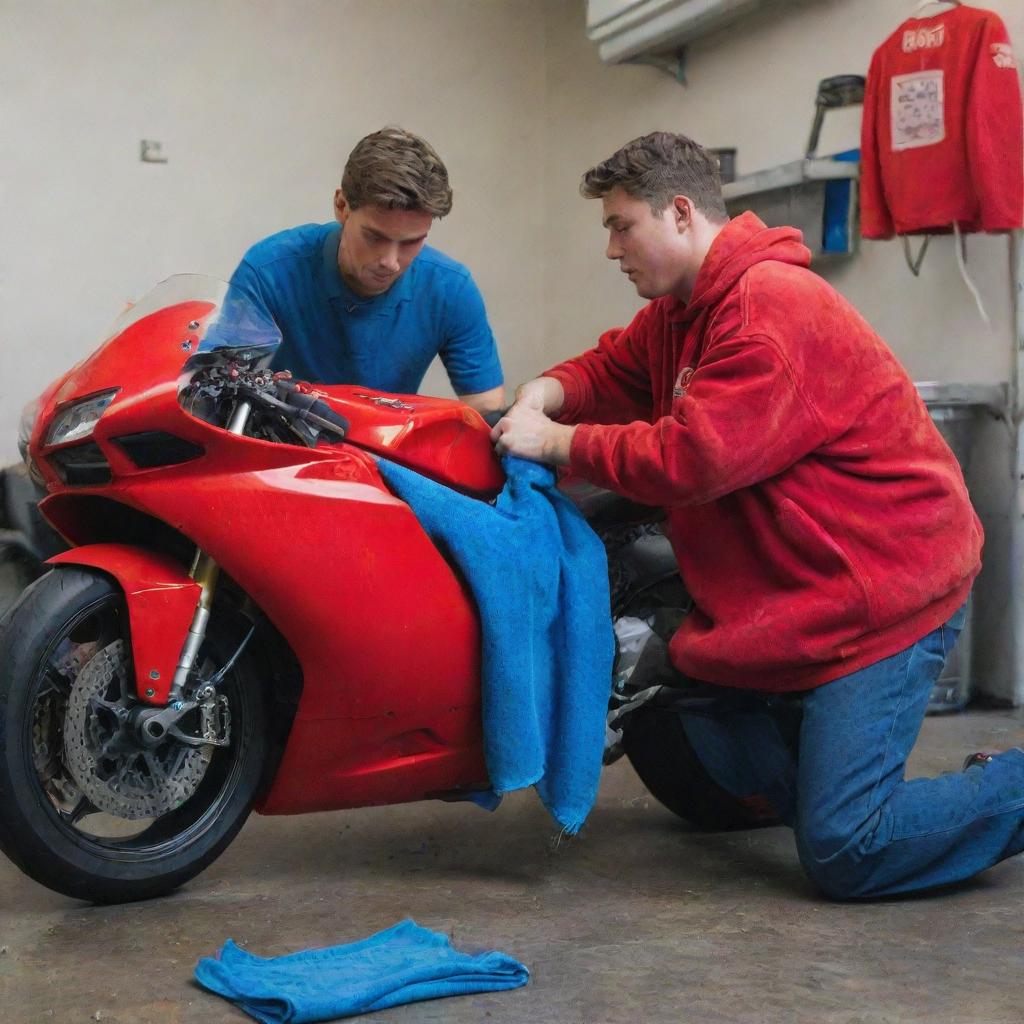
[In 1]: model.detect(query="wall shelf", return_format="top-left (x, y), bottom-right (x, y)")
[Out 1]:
top-left (723, 156), bottom-right (860, 262)
top-left (722, 157), bottom-right (857, 199)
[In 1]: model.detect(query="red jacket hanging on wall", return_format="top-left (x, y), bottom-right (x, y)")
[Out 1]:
top-left (860, 4), bottom-right (1023, 238)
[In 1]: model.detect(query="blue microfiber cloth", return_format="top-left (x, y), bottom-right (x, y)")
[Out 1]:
top-left (376, 454), bottom-right (614, 834)
top-left (195, 920), bottom-right (529, 1023)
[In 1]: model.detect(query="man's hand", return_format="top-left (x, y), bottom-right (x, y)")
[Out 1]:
top-left (491, 403), bottom-right (576, 466)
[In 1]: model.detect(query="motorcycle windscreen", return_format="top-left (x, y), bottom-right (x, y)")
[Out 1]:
top-left (194, 278), bottom-right (282, 363)
top-left (103, 274), bottom-right (282, 364)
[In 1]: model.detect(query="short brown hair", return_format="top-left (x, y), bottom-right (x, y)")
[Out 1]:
top-left (580, 132), bottom-right (728, 221)
top-left (341, 127), bottom-right (453, 218)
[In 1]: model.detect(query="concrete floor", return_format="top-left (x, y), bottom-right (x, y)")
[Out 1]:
top-left (2, 708), bottom-right (1024, 1024)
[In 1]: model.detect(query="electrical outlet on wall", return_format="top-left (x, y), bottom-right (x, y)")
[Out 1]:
top-left (139, 140), bottom-right (168, 164)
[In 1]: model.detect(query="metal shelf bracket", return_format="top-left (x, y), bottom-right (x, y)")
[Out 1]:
top-left (626, 46), bottom-right (689, 86)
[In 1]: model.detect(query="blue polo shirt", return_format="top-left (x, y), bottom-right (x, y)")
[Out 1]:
top-left (225, 222), bottom-right (503, 395)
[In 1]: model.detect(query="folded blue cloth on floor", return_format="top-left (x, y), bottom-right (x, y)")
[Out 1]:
top-left (195, 920), bottom-right (529, 1024)
top-left (377, 455), bottom-right (614, 834)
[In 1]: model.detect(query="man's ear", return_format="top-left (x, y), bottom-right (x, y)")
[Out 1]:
top-left (334, 189), bottom-right (350, 225)
top-left (671, 195), bottom-right (693, 232)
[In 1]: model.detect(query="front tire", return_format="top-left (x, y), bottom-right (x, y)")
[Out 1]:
top-left (0, 566), bottom-right (266, 903)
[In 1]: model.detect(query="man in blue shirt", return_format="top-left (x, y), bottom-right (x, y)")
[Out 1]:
top-left (226, 128), bottom-right (505, 413)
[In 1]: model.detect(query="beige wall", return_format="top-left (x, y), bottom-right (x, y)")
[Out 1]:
top-left (542, 0), bottom-right (1022, 384)
top-left (0, 0), bottom-right (547, 449)
top-left (3, 0), bottom-right (1022, 696)
top-left (541, 0), bottom-right (1024, 701)
top-left (6, 0), bottom-right (1018, 409)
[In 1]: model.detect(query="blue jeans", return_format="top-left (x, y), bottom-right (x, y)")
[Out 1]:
top-left (678, 604), bottom-right (1024, 898)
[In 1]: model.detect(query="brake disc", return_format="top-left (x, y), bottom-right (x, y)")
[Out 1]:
top-left (63, 640), bottom-right (212, 820)
top-left (31, 641), bottom-right (97, 782)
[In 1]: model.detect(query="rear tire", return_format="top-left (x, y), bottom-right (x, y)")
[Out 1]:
top-left (622, 704), bottom-right (780, 831)
top-left (0, 566), bottom-right (266, 903)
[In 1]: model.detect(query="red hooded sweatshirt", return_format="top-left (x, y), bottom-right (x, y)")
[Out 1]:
top-left (545, 212), bottom-right (982, 691)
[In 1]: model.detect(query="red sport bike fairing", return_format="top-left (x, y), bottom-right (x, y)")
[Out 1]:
top-left (0, 276), bottom-right (725, 905)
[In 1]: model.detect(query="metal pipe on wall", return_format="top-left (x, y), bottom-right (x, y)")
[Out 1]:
top-left (1010, 229), bottom-right (1024, 704)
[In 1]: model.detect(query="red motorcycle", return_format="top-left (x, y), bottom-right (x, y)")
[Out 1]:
top-left (0, 276), bottom-right (759, 905)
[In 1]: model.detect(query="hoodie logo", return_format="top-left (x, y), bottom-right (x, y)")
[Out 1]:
top-left (673, 366), bottom-right (694, 398)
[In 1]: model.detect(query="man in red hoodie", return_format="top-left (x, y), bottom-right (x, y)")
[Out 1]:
top-left (491, 132), bottom-right (1024, 899)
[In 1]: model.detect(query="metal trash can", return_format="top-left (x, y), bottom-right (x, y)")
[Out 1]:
top-left (914, 382), bottom-right (993, 712)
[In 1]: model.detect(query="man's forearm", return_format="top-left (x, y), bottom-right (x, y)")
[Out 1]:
top-left (516, 376), bottom-right (565, 417)
top-left (542, 421), bottom-right (576, 466)
top-left (460, 385), bottom-right (505, 415)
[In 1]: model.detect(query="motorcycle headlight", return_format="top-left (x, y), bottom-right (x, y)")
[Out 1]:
top-left (45, 389), bottom-right (120, 447)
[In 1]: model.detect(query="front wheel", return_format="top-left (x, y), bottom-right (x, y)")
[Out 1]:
top-left (0, 566), bottom-right (266, 903)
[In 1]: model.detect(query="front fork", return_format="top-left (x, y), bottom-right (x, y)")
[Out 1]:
top-left (167, 399), bottom-right (251, 703)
